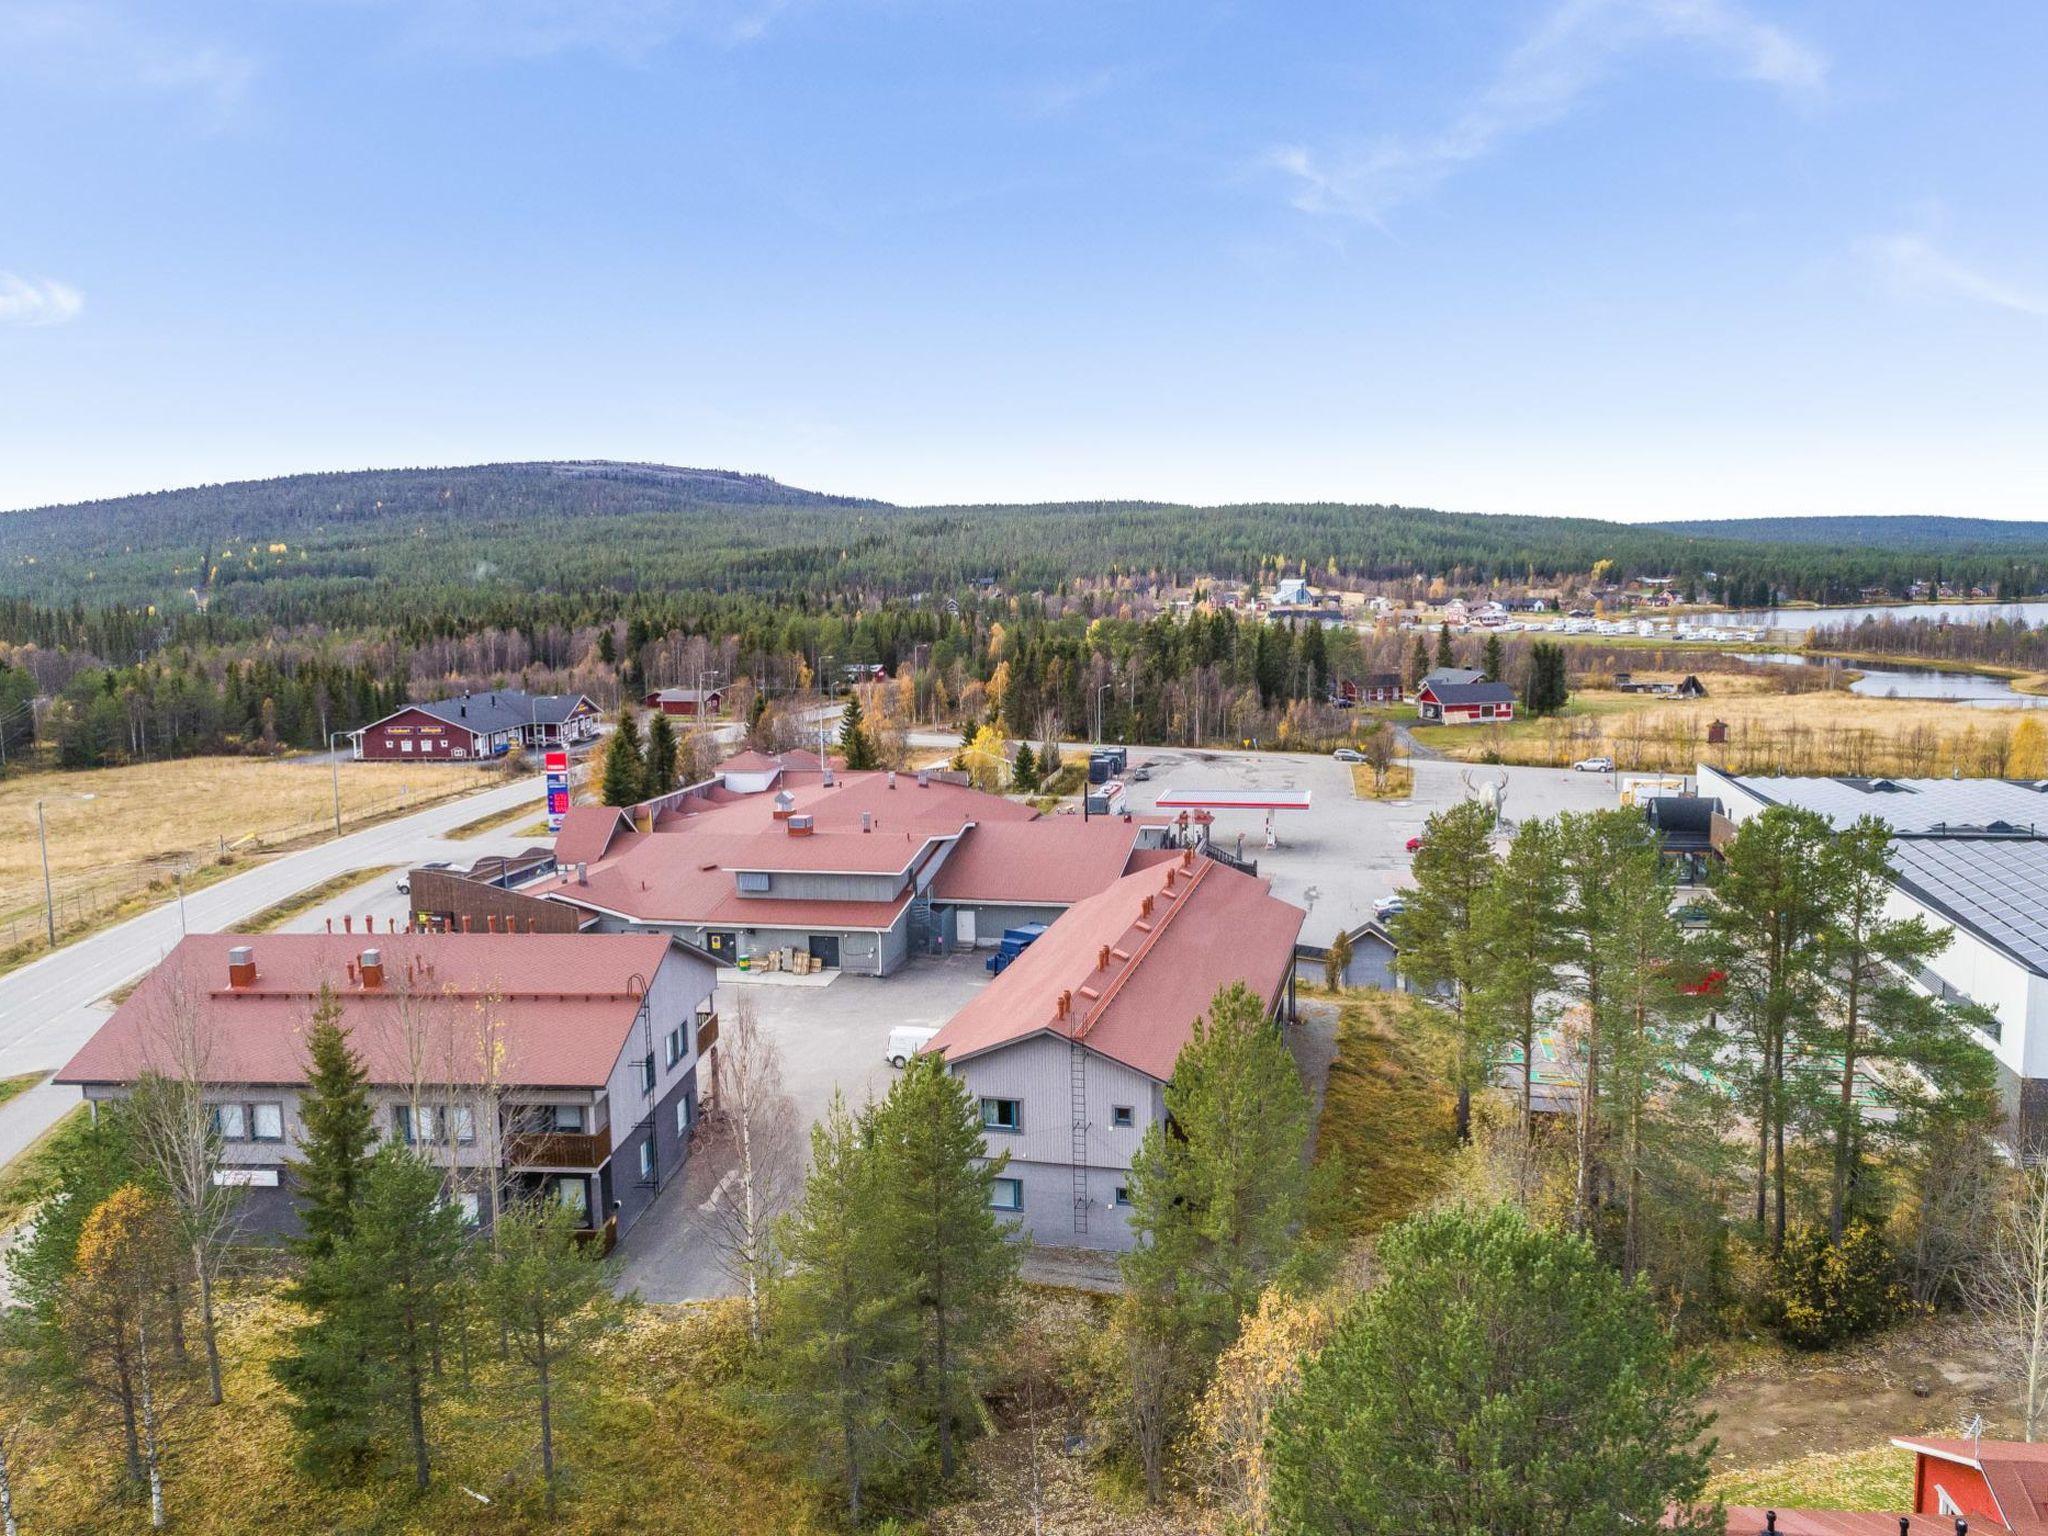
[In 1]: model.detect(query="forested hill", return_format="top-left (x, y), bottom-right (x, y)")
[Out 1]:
top-left (3, 461), bottom-right (2046, 624)
top-left (1650, 514), bottom-right (2048, 550)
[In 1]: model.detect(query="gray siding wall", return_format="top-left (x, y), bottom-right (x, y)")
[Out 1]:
top-left (953, 1034), bottom-right (1165, 1250)
top-left (742, 869), bottom-right (907, 903)
top-left (1345, 934), bottom-right (1399, 990)
top-left (948, 903), bottom-right (1068, 946)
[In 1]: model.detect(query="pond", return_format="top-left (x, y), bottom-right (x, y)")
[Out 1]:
top-left (1745, 652), bottom-right (2048, 710)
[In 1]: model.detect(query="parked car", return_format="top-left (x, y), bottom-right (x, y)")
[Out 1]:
top-left (1373, 894), bottom-right (1407, 920)
top-left (886, 1025), bottom-right (940, 1069)
top-left (1573, 756), bottom-right (1615, 773)
top-left (1333, 747), bottom-right (1364, 763)
top-left (1404, 835), bottom-right (1425, 853)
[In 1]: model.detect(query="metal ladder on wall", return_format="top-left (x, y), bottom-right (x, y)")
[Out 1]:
top-left (1069, 1039), bottom-right (1088, 1236)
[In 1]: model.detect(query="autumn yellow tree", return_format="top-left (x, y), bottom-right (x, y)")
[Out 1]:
top-left (1185, 1286), bottom-right (1341, 1529)
top-left (962, 724), bottom-right (1009, 793)
top-left (64, 1186), bottom-right (188, 1528)
top-left (2010, 716), bottom-right (2048, 778)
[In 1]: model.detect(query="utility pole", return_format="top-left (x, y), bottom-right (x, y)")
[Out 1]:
top-left (37, 800), bottom-right (55, 949)
top-left (327, 728), bottom-right (353, 837)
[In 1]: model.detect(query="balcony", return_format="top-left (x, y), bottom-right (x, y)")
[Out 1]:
top-left (695, 1011), bottom-right (719, 1053)
top-left (506, 1129), bottom-right (609, 1169)
top-left (573, 1214), bottom-right (618, 1257)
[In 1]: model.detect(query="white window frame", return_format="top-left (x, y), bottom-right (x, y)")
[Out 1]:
top-left (212, 1103), bottom-right (248, 1141)
top-left (665, 1026), bottom-right (683, 1069)
top-left (638, 1140), bottom-right (655, 1179)
top-left (250, 1101), bottom-right (285, 1143)
top-left (675, 1097), bottom-right (692, 1136)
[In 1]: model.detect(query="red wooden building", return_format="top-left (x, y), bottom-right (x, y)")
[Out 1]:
top-left (1414, 679), bottom-right (1515, 727)
top-left (643, 686), bottom-right (725, 718)
top-left (351, 691), bottom-right (598, 761)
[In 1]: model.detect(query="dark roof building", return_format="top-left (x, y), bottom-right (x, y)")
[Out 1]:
top-left (350, 690), bottom-right (599, 761)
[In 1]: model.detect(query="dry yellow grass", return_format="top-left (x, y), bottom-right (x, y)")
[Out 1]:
top-left (0, 757), bottom-right (493, 924)
top-left (1419, 687), bottom-right (2042, 778)
top-left (1349, 763), bottom-right (1415, 800)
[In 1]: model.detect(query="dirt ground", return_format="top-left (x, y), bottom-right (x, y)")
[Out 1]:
top-left (1701, 1314), bottom-right (2017, 1471)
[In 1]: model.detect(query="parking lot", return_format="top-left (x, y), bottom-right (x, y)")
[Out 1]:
top-left (613, 954), bottom-right (992, 1300)
top-left (1117, 747), bottom-right (1623, 947)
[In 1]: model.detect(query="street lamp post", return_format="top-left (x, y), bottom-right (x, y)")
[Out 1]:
top-left (1095, 682), bottom-right (1112, 746)
top-left (37, 799), bottom-right (55, 949)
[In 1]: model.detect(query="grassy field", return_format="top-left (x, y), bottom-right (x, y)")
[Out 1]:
top-left (0, 1102), bottom-right (90, 1229)
top-left (1348, 762), bottom-right (1415, 800)
top-left (1708, 1444), bottom-right (1913, 1512)
top-left (3, 1293), bottom-right (830, 1536)
top-left (1413, 678), bottom-right (2041, 777)
top-left (1310, 991), bottom-right (1461, 1239)
top-left (0, 757), bottom-right (499, 948)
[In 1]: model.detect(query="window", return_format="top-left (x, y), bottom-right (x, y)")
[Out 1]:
top-left (665, 1025), bottom-right (684, 1068)
top-left (1114, 1186), bottom-right (1132, 1207)
top-left (638, 1140), bottom-right (655, 1179)
top-left (212, 1103), bottom-right (248, 1141)
top-left (449, 1105), bottom-right (476, 1145)
top-left (552, 1104), bottom-right (585, 1132)
top-left (553, 1177), bottom-right (589, 1221)
top-left (675, 1097), bottom-right (692, 1136)
top-left (1111, 1105), bottom-right (1134, 1129)
top-left (250, 1102), bottom-right (285, 1142)
top-left (455, 1192), bottom-right (481, 1226)
top-left (736, 870), bottom-right (771, 893)
top-left (980, 1098), bottom-right (1022, 1133)
top-left (990, 1177), bottom-right (1023, 1211)
top-left (400, 738), bottom-right (413, 752)
top-left (639, 1056), bottom-right (657, 1093)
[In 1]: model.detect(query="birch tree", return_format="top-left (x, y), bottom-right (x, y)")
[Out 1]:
top-left (1975, 1165), bottom-right (2048, 1441)
top-left (130, 969), bottom-right (242, 1406)
top-left (705, 993), bottom-right (802, 1342)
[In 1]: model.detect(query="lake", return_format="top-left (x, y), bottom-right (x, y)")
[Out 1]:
top-left (1695, 598), bottom-right (2048, 634)
top-left (1746, 652), bottom-right (2047, 710)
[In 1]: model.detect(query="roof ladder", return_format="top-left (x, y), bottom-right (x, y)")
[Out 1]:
top-left (1069, 1038), bottom-right (1089, 1236)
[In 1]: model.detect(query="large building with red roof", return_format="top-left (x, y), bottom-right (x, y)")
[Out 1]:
top-left (925, 849), bottom-right (1305, 1251)
top-left (56, 930), bottom-right (719, 1246)
top-left (533, 752), bottom-right (1174, 974)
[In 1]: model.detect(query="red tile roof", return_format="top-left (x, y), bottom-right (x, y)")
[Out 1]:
top-left (930, 816), bottom-right (1152, 905)
top-left (57, 932), bottom-right (687, 1091)
top-left (928, 853), bottom-right (1304, 1081)
top-left (1718, 1513), bottom-right (2001, 1534)
top-left (553, 805), bottom-right (633, 868)
top-left (536, 769), bottom-right (1039, 926)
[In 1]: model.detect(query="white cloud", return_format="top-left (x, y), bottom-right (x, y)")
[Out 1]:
top-left (0, 273), bottom-right (84, 328)
top-left (1269, 0), bottom-right (1826, 222)
top-left (1858, 232), bottom-right (2048, 321)
top-left (0, 2), bottom-right (255, 119)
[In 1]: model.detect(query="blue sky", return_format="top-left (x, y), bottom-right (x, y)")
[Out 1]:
top-left (2, 0), bottom-right (2045, 519)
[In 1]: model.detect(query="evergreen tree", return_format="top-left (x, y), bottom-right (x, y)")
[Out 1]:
top-left (1523, 642), bottom-right (1571, 716)
top-left (482, 1200), bottom-right (628, 1518)
top-left (599, 707), bottom-right (645, 806)
top-left (1011, 741), bottom-right (1039, 792)
top-left (287, 987), bottom-right (375, 1265)
top-left (837, 696), bottom-right (878, 771)
top-left (1482, 632), bottom-right (1505, 681)
top-left (1471, 817), bottom-right (1571, 1137)
top-left (869, 1054), bottom-right (1020, 1480)
top-left (1702, 806), bottom-right (1838, 1255)
top-left (1434, 624), bottom-right (1454, 669)
top-left (767, 1093), bottom-right (911, 1523)
top-left (1268, 1206), bottom-right (1718, 1536)
top-left (642, 709), bottom-right (679, 797)
top-left (1408, 634), bottom-right (1430, 689)
top-left (1389, 798), bottom-right (1500, 1141)
top-left (283, 1147), bottom-right (472, 1490)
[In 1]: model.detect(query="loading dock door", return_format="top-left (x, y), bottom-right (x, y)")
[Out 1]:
top-left (958, 910), bottom-right (978, 947)
top-left (807, 935), bottom-right (841, 969)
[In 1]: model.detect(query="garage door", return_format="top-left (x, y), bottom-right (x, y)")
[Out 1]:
top-left (807, 935), bottom-right (841, 969)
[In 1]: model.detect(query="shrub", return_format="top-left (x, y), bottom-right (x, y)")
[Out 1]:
top-left (1768, 1221), bottom-right (1915, 1349)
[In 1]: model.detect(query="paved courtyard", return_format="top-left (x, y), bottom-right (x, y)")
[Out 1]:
top-left (613, 953), bottom-right (991, 1300)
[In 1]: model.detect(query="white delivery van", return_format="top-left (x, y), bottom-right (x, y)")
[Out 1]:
top-left (886, 1025), bottom-right (941, 1068)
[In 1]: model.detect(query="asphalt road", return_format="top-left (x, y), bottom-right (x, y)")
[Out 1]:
top-left (0, 770), bottom-right (556, 1167)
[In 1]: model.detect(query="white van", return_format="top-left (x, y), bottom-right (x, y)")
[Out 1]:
top-left (886, 1025), bottom-right (940, 1069)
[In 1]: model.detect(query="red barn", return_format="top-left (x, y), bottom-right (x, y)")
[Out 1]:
top-left (1414, 679), bottom-right (1515, 726)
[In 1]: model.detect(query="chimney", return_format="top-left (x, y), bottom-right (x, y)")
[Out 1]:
top-left (576, 862), bottom-right (588, 885)
top-left (1097, 944), bottom-right (1111, 972)
top-left (359, 948), bottom-right (384, 989)
top-left (487, 914), bottom-right (499, 933)
top-left (342, 914), bottom-right (353, 934)
top-left (324, 918), bottom-right (333, 933)
top-left (787, 813), bottom-right (814, 836)
top-left (917, 770), bottom-right (930, 788)
top-left (461, 915), bottom-right (474, 933)
top-left (886, 771), bottom-right (897, 789)
top-left (227, 945), bottom-right (255, 988)
top-left (861, 812), bottom-right (872, 833)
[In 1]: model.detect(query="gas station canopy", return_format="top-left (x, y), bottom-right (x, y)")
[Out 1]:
top-left (1152, 788), bottom-right (1312, 812)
